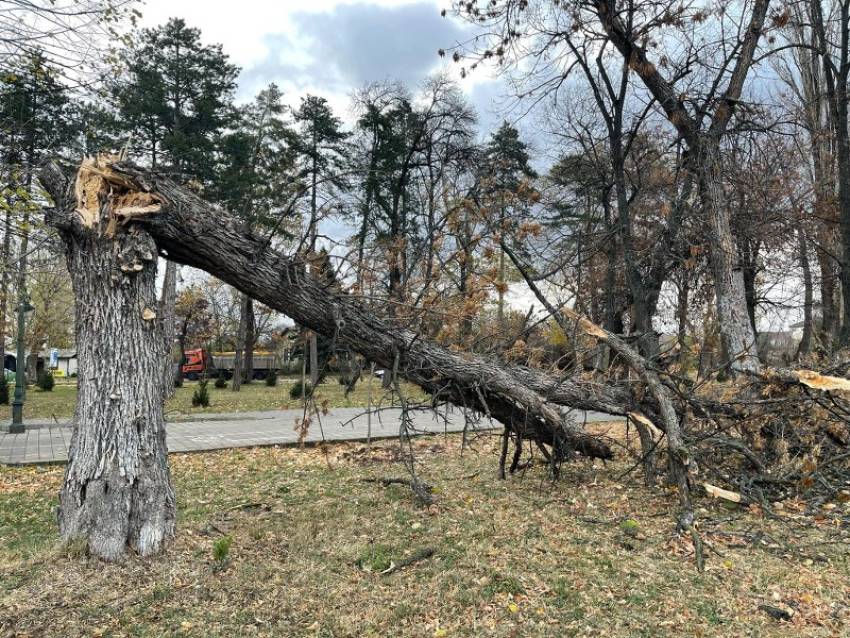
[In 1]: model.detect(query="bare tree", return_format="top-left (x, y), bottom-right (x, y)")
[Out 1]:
top-left (449, 0), bottom-right (777, 372)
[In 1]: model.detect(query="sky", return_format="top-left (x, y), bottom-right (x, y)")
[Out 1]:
top-left (136, 1), bottom-right (804, 332)
top-left (138, 0), bottom-right (513, 137)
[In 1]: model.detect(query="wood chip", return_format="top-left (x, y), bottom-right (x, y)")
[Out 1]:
top-left (703, 482), bottom-right (743, 503)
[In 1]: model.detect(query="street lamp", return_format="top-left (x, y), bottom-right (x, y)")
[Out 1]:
top-left (8, 291), bottom-right (34, 434)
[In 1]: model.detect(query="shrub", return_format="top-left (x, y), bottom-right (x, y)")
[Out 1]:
top-left (192, 380), bottom-right (210, 407)
top-left (212, 535), bottom-right (232, 570)
top-left (37, 371), bottom-right (55, 391)
top-left (214, 370), bottom-right (227, 389)
top-left (619, 518), bottom-right (640, 537)
top-left (0, 373), bottom-right (8, 404)
top-left (265, 368), bottom-right (278, 387)
top-left (337, 373), bottom-right (351, 386)
top-left (289, 379), bottom-right (313, 399)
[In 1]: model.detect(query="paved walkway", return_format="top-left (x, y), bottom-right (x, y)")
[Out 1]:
top-left (0, 407), bottom-right (619, 465)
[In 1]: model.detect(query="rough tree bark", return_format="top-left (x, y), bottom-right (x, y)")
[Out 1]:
top-left (231, 290), bottom-right (247, 391)
top-left (159, 260), bottom-right (178, 398)
top-left (243, 295), bottom-right (255, 383)
top-left (41, 158), bottom-right (175, 561)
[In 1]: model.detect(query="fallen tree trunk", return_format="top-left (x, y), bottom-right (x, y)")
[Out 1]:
top-left (40, 159), bottom-right (634, 463)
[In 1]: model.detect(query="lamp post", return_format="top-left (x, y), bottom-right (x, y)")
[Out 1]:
top-left (8, 291), bottom-right (34, 434)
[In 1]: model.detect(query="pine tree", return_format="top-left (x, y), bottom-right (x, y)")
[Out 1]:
top-left (293, 95), bottom-right (349, 385)
top-left (480, 122), bottom-right (537, 327)
top-left (482, 121), bottom-right (536, 193)
top-left (112, 18), bottom-right (239, 183)
top-left (214, 83), bottom-right (297, 225)
top-left (292, 95), bottom-right (350, 250)
top-left (215, 83), bottom-right (298, 391)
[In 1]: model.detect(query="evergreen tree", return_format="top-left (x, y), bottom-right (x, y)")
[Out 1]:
top-left (112, 17), bottom-right (239, 183)
top-left (480, 122), bottom-right (537, 327)
top-left (215, 83), bottom-right (297, 226)
top-left (482, 121), bottom-right (536, 197)
top-left (292, 95), bottom-right (349, 250)
top-left (293, 95), bottom-right (348, 385)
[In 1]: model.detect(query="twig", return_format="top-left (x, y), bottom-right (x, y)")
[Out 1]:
top-left (380, 547), bottom-right (435, 575)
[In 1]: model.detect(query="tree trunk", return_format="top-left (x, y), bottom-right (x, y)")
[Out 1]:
top-left (809, 0), bottom-right (850, 344)
top-left (309, 332), bottom-right (319, 386)
top-left (740, 238), bottom-right (759, 338)
top-left (798, 224), bottom-right (814, 358)
top-left (244, 296), bottom-right (255, 383)
top-left (699, 160), bottom-right (760, 373)
top-left (41, 161), bottom-right (175, 561)
top-left (815, 229), bottom-right (839, 351)
top-left (159, 260), bottom-right (178, 398)
top-left (232, 290), bottom-right (247, 391)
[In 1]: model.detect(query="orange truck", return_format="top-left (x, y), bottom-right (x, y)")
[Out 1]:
top-left (181, 349), bottom-right (212, 380)
top-left (181, 348), bottom-right (281, 380)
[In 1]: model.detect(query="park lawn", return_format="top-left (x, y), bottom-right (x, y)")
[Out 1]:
top-left (1, 431), bottom-right (848, 637)
top-left (10, 376), bottom-right (427, 421)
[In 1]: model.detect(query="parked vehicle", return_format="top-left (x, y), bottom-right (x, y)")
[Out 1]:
top-left (181, 348), bottom-right (284, 381)
top-left (181, 349), bottom-right (212, 381)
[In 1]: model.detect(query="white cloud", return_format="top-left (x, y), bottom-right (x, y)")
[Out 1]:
top-left (137, 0), bottom-right (508, 128)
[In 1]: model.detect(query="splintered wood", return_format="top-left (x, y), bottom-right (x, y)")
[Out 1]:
top-left (794, 369), bottom-right (850, 392)
top-left (74, 155), bottom-right (163, 235)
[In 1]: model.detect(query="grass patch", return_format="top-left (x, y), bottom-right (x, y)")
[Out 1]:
top-left (355, 543), bottom-right (395, 572)
top-left (11, 376), bottom-right (427, 420)
top-left (0, 434), bottom-right (848, 637)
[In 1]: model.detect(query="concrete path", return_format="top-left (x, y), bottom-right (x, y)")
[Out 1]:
top-left (0, 407), bottom-right (620, 466)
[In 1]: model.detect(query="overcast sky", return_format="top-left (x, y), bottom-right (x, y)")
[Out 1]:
top-left (139, 0), bottom-right (514, 137)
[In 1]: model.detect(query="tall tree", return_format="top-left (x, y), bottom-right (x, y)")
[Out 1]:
top-left (113, 17), bottom-right (238, 180)
top-left (0, 52), bottom-right (75, 369)
top-left (292, 95), bottom-right (349, 251)
top-left (778, 4), bottom-right (841, 351)
top-left (111, 17), bottom-right (239, 388)
top-left (807, 0), bottom-right (850, 345)
top-left (216, 83), bottom-right (297, 389)
top-left (480, 121), bottom-right (536, 329)
top-left (293, 95), bottom-right (348, 384)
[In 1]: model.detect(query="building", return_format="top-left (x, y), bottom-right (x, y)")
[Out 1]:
top-left (3, 349), bottom-right (78, 378)
top-left (47, 349), bottom-right (78, 377)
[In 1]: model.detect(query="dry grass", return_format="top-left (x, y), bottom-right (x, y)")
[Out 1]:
top-left (1, 429), bottom-right (848, 637)
top-left (11, 376), bottom-right (427, 420)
